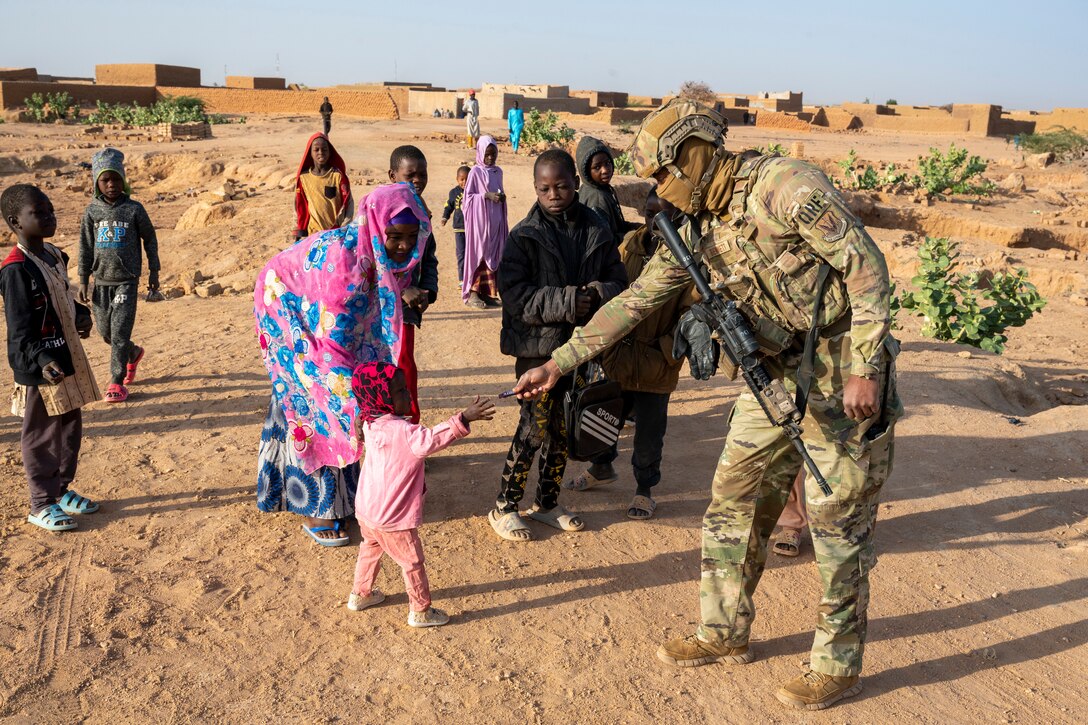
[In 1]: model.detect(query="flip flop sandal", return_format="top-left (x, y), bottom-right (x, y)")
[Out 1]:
top-left (58, 490), bottom-right (100, 515)
top-left (124, 346), bottom-right (145, 385)
top-left (773, 528), bottom-right (802, 557)
top-left (626, 495), bottom-right (657, 520)
top-left (104, 383), bottom-right (129, 403)
top-left (526, 504), bottom-right (585, 532)
top-left (488, 509), bottom-right (532, 542)
top-left (301, 520), bottom-right (350, 547)
top-left (465, 298), bottom-right (487, 310)
top-left (564, 469), bottom-right (619, 492)
top-left (27, 503), bottom-right (78, 532)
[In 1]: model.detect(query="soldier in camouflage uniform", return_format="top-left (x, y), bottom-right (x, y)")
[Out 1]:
top-left (512, 99), bottom-right (903, 711)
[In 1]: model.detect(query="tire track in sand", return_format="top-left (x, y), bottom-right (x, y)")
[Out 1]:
top-left (33, 542), bottom-right (86, 673)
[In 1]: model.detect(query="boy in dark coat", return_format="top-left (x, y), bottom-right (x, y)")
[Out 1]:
top-left (575, 136), bottom-right (637, 244)
top-left (2, 184), bottom-right (101, 532)
top-left (566, 188), bottom-right (697, 520)
top-left (489, 150), bottom-right (627, 542)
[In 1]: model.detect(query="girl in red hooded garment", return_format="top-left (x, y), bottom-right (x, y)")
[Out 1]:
top-left (294, 133), bottom-right (353, 240)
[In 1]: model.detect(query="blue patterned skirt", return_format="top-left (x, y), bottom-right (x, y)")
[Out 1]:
top-left (257, 397), bottom-right (358, 519)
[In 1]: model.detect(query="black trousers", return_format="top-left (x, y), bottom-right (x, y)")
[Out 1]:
top-left (22, 386), bottom-right (82, 514)
top-left (497, 391), bottom-right (569, 513)
top-left (592, 391), bottom-right (671, 490)
top-left (322, 116), bottom-right (332, 134)
top-left (92, 282), bottom-right (138, 385)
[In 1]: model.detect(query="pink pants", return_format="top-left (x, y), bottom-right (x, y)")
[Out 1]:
top-left (352, 522), bottom-right (431, 612)
top-left (777, 470), bottom-right (808, 530)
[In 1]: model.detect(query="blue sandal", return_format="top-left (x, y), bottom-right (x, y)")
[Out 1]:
top-left (28, 504), bottom-right (78, 532)
top-left (301, 520), bottom-right (350, 547)
top-left (59, 490), bottom-right (100, 515)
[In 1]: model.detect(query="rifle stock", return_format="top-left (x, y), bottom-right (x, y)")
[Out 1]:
top-left (654, 212), bottom-right (833, 497)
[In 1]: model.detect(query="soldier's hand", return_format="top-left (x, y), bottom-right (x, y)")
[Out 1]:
top-left (514, 360), bottom-right (561, 399)
top-left (844, 375), bottom-right (881, 421)
top-left (673, 309), bottom-right (719, 381)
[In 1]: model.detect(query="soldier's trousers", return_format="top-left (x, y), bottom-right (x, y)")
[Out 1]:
top-left (698, 332), bottom-right (900, 678)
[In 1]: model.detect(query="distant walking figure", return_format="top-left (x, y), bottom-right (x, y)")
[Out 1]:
top-left (320, 96), bottom-right (333, 134)
top-left (464, 91), bottom-right (480, 148)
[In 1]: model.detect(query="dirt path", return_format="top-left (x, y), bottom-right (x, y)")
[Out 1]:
top-left (0, 118), bottom-right (1085, 723)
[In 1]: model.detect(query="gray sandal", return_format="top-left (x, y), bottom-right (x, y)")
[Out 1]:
top-left (526, 504), bottom-right (584, 532)
top-left (489, 509), bottom-right (532, 541)
top-left (627, 495), bottom-right (656, 520)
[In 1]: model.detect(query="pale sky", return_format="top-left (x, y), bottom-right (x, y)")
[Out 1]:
top-left (5, 0), bottom-right (1086, 111)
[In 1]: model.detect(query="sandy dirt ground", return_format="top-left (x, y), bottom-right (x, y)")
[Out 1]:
top-left (0, 116), bottom-right (1086, 724)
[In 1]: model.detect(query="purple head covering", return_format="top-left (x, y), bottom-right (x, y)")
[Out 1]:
top-left (461, 135), bottom-right (508, 299)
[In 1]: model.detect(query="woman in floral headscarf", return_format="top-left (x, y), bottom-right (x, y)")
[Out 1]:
top-left (254, 183), bottom-right (430, 546)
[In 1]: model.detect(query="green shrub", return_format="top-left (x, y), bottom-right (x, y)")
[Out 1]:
top-left (617, 120), bottom-right (636, 135)
top-left (886, 99), bottom-right (898, 106)
top-left (613, 152), bottom-right (634, 175)
top-left (912, 144), bottom-right (993, 196)
top-left (82, 95), bottom-right (209, 126)
top-left (520, 109), bottom-right (575, 146)
top-left (899, 237), bottom-right (1046, 353)
top-left (24, 92), bottom-right (78, 122)
top-left (1016, 127), bottom-right (1088, 161)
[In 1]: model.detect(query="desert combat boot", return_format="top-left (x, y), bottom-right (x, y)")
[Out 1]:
top-left (656, 633), bottom-right (754, 667)
top-left (775, 669), bottom-right (862, 710)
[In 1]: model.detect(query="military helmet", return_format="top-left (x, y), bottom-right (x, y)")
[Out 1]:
top-left (629, 98), bottom-right (728, 179)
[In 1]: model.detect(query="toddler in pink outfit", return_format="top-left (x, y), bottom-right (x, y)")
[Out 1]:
top-left (348, 361), bottom-right (494, 627)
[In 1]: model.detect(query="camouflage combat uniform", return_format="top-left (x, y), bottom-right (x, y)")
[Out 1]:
top-left (550, 154), bottom-right (903, 678)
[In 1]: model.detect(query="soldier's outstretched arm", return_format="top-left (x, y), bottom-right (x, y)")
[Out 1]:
top-left (551, 239), bottom-right (692, 374)
top-left (766, 164), bottom-right (892, 377)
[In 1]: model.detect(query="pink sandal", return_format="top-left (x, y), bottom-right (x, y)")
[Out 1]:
top-left (105, 383), bottom-right (129, 403)
top-left (124, 346), bottom-right (145, 385)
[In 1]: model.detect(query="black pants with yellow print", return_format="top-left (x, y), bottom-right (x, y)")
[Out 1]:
top-left (496, 386), bottom-right (570, 514)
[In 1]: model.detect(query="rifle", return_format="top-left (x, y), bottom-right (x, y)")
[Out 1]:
top-left (654, 212), bottom-right (833, 496)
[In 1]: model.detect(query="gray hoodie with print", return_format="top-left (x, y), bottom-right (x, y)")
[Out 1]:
top-left (78, 196), bottom-right (160, 286)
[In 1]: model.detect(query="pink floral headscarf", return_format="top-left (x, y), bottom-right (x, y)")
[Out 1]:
top-left (254, 183), bottom-right (429, 473)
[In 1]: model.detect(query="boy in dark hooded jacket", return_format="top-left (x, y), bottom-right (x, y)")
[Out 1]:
top-left (78, 148), bottom-right (159, 403)
top-left (575, 136), bottom-right (637, 244)
top-left (489, 150), bottom-right (627, 542)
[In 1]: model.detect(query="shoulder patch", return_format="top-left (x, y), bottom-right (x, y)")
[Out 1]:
top-left (795, 188), bottom-right (831, 227)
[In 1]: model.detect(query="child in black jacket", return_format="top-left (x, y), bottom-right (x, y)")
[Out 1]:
top-left (1, 184), bottom-right (101, 532)
top-left (489, 150), bottom-right (627, 542)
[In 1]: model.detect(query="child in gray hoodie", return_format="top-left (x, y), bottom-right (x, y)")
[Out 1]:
top-left (78, 148), bottom-right (160, 403)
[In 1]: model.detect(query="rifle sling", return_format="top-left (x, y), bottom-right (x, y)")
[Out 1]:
top-left (793, 263), bottom-right (832, 419)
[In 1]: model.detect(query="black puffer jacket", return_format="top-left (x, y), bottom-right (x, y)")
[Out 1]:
top-left (499, 202), bottom-right (627, 373)
top-left (575, 136), bottom-right (633, 243)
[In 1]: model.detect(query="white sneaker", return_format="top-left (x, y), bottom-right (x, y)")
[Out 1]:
top-left (346, 589), bottom-right (386, 611)
top-left (408, 606), bottom-right (450, 628)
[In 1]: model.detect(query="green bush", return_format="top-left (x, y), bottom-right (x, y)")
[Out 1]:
top-left (24, 92), bottom-right (78, 122)
top-left (83, 95), bottom-right (209, 126)
top-left (520, 109), bottom-right (575, 146)
top-left (912, 144), bottom-right (994, 196)
top-left (613, 152), bottom-right (634, 175)
top-left (899, 237), bottom-right (1046, 353)
top-left (1016, 127), bottom-right (1088, 161)
top-left (886, 99), bottom-right (898, 106)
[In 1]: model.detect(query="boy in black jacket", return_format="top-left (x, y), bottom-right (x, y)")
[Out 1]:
top-left (440, 165), bottom-right (469, 287)
top-left (388, 145), bottom-right (440, 424)
top-left (489, 150), bottom-right (627, 542)
top-left (2, 184), bottom-right (100, 532)
top-left (575, 136), bottom-right (637, 245)
top-left (78, 148), bottom-right (159, 403)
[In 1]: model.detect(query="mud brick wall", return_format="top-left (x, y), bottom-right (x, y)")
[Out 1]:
top-left (0, 68), bottom-right (37, 81)
top-left (811, 107), bottom-right (862, 131)
top-left (96, 64), bottom-right (201, 87)
top-left (951, 104), bottom-right (1001, 136)
top-left (754, 111), bottom-right (812, 132)
top-left (0, 81), bottom-right (156, 109)
top-left (155, 87), bottom-right (399, 119)
top-left (627, 95), bottom-right (663, 107)
top-left (226, 76), bottom-right (286, 90)
top-left (408, 90), bottom-right (463, 116)
top-left (1036, 108), bottom-right (1088, 132)
top-left (571, 91), bottom-right (629, 108)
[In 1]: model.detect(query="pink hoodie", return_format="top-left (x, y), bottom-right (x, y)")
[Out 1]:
top-left (355, 413), bottom-right (470, 531)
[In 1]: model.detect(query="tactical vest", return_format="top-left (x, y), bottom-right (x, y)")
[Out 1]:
top-left (696, 155), bottom-right (850, 355)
